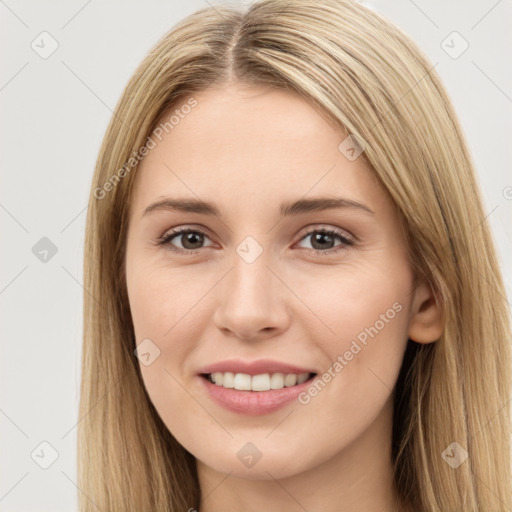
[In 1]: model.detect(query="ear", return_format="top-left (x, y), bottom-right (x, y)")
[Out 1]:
top-left (408, 277), bottom-right (444, 344)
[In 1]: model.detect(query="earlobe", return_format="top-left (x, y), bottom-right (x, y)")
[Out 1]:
top-left (408, 279), bottom-right (444, 344)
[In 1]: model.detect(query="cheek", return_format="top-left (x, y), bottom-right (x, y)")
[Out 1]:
top-left (126, 265), bottom-right (210, 437)
top-left (126, 260), bottom-right (214, 408)
top-left (126, 259), bottom-right (212, 344)
top-left (298, 260), bottom-right (411, 397)
top-left (299, 258), bottom-right (410, 341)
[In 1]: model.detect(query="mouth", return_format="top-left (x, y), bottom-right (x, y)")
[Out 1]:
top-left (200, 371), bottom-right (317, 391)
top-left (198, 371), bottom-right (318, 415)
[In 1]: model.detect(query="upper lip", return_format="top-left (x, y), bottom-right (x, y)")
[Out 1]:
top-left (198, 358), bottom-right (317, 376)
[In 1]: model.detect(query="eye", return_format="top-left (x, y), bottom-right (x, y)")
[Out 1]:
top-left (156, 225), bottom-right (354, 255)
top-left (156, 227), bottom-right (214, 253)
top-left (295, 227), bottom-right (354, 255)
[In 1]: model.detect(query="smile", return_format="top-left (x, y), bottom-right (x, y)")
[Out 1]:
top-left (197, 367), bottom-right (318, 415)
top-left (205, 371), bottom-right (313, 391)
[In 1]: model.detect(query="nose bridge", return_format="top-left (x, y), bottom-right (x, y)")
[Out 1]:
top-left (227, 241), bottom-right (275, 308)
top-left (213, 238), bottom-right (288, 338)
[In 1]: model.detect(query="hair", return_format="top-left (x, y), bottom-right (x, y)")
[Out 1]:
top-left (78, 0), bottom-right (512, 510)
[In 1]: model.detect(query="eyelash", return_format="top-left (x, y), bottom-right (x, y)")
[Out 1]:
top-left (155, 226), bottom-right (354, 256)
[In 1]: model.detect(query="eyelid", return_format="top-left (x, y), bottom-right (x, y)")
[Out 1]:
top-left (160, 223), bottom-right (214, 238)
top-left (295, 223), bottom-right (354, 242)
top-left (158, 223), bottom-right (354, 241)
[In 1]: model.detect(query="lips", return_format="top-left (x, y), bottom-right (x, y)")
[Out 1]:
top-left (196, 358), bottom-right (318, 415)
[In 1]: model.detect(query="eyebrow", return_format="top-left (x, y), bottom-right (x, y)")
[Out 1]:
top-left (141, 196), bottom-right (374, 219)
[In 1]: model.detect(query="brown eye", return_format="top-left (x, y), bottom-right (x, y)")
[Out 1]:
top-left (297, 228), bottom-right (353, 254)
top-left (158, 228), bottom-right (213, 252)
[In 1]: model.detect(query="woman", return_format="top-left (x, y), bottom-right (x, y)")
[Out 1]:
top-left (79, 1), bottom-right (512, 510)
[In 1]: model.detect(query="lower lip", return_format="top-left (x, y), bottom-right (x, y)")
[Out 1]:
top-left (198, 375), bottom-right (315, 415)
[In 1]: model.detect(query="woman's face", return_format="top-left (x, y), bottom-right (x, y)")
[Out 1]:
top-left (125, 82), bottom-right (428, 480)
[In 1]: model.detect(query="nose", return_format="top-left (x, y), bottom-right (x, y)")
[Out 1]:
top-left (213, 251), bottom-right (291, 342)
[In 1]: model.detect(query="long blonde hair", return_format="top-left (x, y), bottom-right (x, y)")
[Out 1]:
top-left (79, 1), bottom-right (512, 510)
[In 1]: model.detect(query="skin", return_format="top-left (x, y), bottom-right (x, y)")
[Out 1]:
top-left (125, 82), bottom-right (444, 512)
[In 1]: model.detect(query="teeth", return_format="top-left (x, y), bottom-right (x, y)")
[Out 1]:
top-left (223, 372), bottom-right (235, 388)
top-left (297, 372), bottom-right (309, 384)
top-left (234, 373), bottom-right (252, 390)
top-left (209, 372), bottom-right (311, 391)
top-left (251, 373), bottom-right (271, 391)
top-left (270, 372), bottom-right (285, 389)
top-left (212, 372), bottom-right (224, 386)
top-left (284, 374), bottom-right (297, 387)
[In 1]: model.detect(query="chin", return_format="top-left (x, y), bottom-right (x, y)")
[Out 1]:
top-left (194, 439), bottom-right (320, 481)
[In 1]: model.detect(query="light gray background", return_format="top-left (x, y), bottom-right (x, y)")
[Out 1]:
top-left (1, 0), bottom-right (511, 510)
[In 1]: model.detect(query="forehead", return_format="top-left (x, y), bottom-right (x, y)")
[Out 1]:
top-left (154, 83), bottom-right (343, 158)
top-left (130, 83), bottom-right (387, 219)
